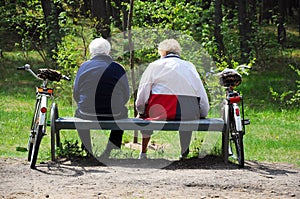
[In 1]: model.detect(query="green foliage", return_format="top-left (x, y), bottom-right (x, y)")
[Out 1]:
top-left (251, 26), bottom-right (282, 68)
top-left (53, 16), bottom-right (94, 104)
top-left (133, 0), bottom-right (215, 53)
top-left (220, 11), bottom-right (240, 62)
top-left (53, 34), bottom-right (85, 104)
top-left (56, 139), bottom-right (86, 159)
top-left (270, 64), bottom-right (300, 108)
top-left (0, 1), bottom-right (47, 56)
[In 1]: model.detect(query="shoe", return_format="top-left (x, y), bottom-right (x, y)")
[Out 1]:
top-left (139, 152), bottom-right (147, 159)
top-left (180, 154), bottom-right (188, 160)
top-left (180, 148), bottom-right (189, 160)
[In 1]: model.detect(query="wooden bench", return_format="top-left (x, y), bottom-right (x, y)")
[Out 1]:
top-left (50, 103), bottom-right (230, 163)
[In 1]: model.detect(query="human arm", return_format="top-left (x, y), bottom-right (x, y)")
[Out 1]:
top-left (188, 62), bottom-right (210, 117)
top-left (135, 64), bottom-right (154, 114)
top-left (73, 70), bottom-right (80, 104)
top-left (198, 78), bottom-right (210, 118)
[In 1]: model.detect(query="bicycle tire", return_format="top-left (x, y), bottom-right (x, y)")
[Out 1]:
top-left (229, 117), bottom-right (244, 168)
top-left (28, 98), bottom-right (41, 162)
top-left (27, 137), bottom-right (33, 162)
top-left (30, 125), bottom-right (44, 169)
top-left (50, 103), bottom-right (59, 161)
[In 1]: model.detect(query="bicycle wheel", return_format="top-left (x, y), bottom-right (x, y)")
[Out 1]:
top-left (28, 98), bottom-right (41, 162)
top-left (50, 103), bottom-right (59, 161)
top-left (30, 125), bottom-right (44, 169)
top-left (229, 118), bottom-right (244, 168)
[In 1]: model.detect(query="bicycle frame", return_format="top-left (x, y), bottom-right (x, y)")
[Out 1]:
top-left (205, 65), bottom-right (251, 168)
top-left (27, 78), bottom-right (54, 168)
top-left (36, 85), bottom-right (53, 126)
top-left (224, 83), bottom-right (251, 168)
top-left (18, 64), bottom-right (70, 169)
top-left (226, 88), bottom-right (244, 132)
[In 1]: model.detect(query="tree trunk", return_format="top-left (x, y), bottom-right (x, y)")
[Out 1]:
top-left (91, 0), bottom-right (111, 38)
top-left (81, 0), bottom-right (91, 17)
top-left (261, 0), bottom-right (273, 23)
top-left (278, 0), bottom-right (286, 47)
top-left (127, 0), bottom-right (138, 143)
top-left (214, 0), bottom-right (225, 58)
top-left (223, 0), bottom-right (236, 23)
top-left (41, 0), bottom-right (62, 63)
top-left (238, 0), bottom-right (251, 64)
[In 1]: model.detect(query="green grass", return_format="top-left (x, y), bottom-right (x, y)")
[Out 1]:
top-left (244, 109), bottom-right (299, 165)
top-left (0, 48), bottom-right (299, 167)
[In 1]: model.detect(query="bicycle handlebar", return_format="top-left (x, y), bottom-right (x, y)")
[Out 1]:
top-left (206, 65), bottom-right (251, 78)
top-left (234, 65), bottom-right (251, 75)
top-left (17, 64), bottom-right (71, 81)
top-left (17, 64), bottom-right (43, 80)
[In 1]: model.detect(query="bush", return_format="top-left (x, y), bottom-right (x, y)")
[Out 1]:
top-left (270, 64), bottom-right (300, 108)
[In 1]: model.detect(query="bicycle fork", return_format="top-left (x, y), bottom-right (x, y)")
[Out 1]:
top-left (39, 95), bottom-right (47, 128)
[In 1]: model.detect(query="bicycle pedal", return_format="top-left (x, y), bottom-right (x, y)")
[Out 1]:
top-left (243, 119), bottom-right (250, 125)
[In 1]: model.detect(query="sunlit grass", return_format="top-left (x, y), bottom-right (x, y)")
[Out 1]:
top-left (244, 109), bottom-right (300, 166)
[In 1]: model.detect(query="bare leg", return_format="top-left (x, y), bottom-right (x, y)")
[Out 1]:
top-left (141, 134), bottom-right (151, 153)
top-left (139, 131), bottom-right (152, 159)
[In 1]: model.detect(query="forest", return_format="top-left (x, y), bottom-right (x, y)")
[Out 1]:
top-left (1, 1), bottom-right (299, 108)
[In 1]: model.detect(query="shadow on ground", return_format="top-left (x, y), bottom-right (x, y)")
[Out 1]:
top-left (48, 155), bottom-right (239, 170)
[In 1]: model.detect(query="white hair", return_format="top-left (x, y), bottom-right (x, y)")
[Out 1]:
top-left (158, 39), bottom-right (181, 56)
top-left (89, 38), bottom-right (111, 58)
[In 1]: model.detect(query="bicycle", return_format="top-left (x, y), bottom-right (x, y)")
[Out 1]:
top-left (17, 64), bottom-right (70, 169)
top-left (218, 65), bottom-right (251, 168)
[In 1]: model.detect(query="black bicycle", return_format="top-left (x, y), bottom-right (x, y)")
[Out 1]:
top-left (17, 64), bottom-right (70, 169)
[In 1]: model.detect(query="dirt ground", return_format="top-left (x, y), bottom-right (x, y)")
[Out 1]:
top-left (0, 156), bottom-right (299, 199)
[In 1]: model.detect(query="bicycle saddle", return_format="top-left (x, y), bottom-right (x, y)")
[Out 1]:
top-left (219, 68), bottom-right (242, 87)
top-left (37, 68), bottom-right (62, 81)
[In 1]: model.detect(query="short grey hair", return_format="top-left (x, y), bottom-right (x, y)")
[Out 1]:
top-left (158, 39), bottom-right (181, 56)
top-left (89, 38), bottom-right (111, 58)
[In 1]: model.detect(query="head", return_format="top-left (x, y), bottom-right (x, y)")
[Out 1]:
top-left (89, 37), bottom-right (111, 59)
top-left (157, 39), bottom-right (181, 58)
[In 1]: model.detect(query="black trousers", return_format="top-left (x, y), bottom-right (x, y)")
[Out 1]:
top-left (75, 109), bottom-right (125, 152)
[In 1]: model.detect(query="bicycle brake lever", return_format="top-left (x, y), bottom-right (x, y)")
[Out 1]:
top-left (62, 75), bottom-right (71, 81)
top-left (17, 64), bottom-right (31, 70)
top-left (17, 66), bottom-right (25, 70)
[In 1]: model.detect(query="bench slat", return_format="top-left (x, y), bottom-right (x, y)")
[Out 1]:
top-left (55, 117), bottom-right (225, 131)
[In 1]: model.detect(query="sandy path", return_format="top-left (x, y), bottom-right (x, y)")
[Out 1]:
top-left (0, 157), bottom-right (299, 199)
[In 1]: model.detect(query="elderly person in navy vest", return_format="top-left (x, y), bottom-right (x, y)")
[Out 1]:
top-left (73, 38), bottom-right (130, 159)
top-left (136, 39), bottom-right (210, 159)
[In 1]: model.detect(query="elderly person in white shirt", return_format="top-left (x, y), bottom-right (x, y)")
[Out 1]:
top-left (135, 39), bottom-right (210, 159)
